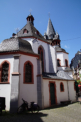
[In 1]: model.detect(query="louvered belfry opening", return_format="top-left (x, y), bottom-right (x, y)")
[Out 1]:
top-left (65, 59), bottom-right (68, 67)
top-left (38, 46), bottom-right (44, 72)
top-left (1, 62), bottom-right (9, 82)
top-left (25, 62), bottom-right (32, 83)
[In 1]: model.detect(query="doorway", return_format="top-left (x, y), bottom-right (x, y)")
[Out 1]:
top-left (49, 82), bottom-right (57, 105)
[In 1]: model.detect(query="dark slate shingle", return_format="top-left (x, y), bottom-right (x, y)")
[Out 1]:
top-left (17, 22), bottom-right (48, 43)
top-left (42, 71), bottom-right (73, 80)
top-left (0, 37), bottom-right (36, 54)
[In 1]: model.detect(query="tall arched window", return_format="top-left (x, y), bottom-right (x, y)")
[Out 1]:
top-left (24, 61), bottom-right (33, 84)
top-left (60, 82), bottom-right (64, 92)
top-left (65, 59), bottom-right (68, 67)
top-left (57, 59), bottom-right (61, 67)
top-left (0, 61), bottom-right (10, 83)
top-left (38, 46), bottom-right (44, 72)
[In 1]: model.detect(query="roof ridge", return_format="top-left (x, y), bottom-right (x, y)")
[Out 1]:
top-left (29, 22), bottom-right (34, 36)
top-left (29, 22), bottom-right (45, 38)
top-left (17, 24), bottom-right (27, 35)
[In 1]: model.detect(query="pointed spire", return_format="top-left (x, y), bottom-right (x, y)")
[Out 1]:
top-left (46, 18), bottom-right (55, 39)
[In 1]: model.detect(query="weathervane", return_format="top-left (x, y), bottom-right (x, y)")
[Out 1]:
top-left (29, 8), bottom-right (32, 15)
top-left (48, 12), bottom-right (50, 18)
top-left (15, 28), bottom-right (20, 37)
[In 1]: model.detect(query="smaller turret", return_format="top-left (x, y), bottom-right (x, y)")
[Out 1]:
top-left (26, 13), bottom-right (34, 26)
top-left (44, 17), bottom-right (61, 47)
top-left (46, 18), bottom-right (55, 40)
top-left (44, 32), bottom-right (47, 39)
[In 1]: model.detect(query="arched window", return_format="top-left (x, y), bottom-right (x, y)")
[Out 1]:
top-left (38, 46), bottom-right (44, 72)
top-left (24, 61), bottom-right (33, 84)
top-left (0, 61), bottom-right (10, 83)
top-left (57, 59), bottom-right (61, 67)
top-left (60, 82), bottom-right (64, 92)
top-left (65, 59), bottom-right (68, 67)
top-left (23, 29), bottom-right (28, 34)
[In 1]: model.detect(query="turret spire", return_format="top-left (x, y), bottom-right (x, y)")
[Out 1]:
top-left (46, 18), bottom-right (55, 39)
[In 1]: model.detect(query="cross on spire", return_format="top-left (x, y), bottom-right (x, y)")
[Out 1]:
top-left (48, 12), bottom-right (50, 18)
top-left (29, 8), bottom-right (32, 15)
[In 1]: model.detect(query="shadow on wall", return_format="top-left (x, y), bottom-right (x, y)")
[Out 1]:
top-left (48, 45), bottom-right (55, 73)
top-left (10, 97), bottom-right (18, 113)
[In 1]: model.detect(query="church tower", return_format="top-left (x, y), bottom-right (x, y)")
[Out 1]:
top-left (44, 18), bottom-right (61, 47)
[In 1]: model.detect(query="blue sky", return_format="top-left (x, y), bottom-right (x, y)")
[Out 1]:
top-left (0, 0), bottom-right (81, 63)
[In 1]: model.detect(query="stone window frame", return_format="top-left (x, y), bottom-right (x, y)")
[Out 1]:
top-left (57, 59), bottom-right (61, 67)
top-left (60, 82), bottom-right (64, 92)
top-left (65, 59), bottom-right (68, 67)
top-left (23, 61), bottom-right (34, 84)
top-left (0, 60), bottom-right (10, 84)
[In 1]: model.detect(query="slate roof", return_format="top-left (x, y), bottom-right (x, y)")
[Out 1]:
top-left (42, 70), bottom-right (74, 80)
top-left (57, 70), bottom-right (73, 80)
top-left (0, 37), bottom-right (35, 54)
top-left (56, 46), bottom-right (68, 53)
top-left (64, 67), bottom-right (72, 72)
top-left (70, 51), bottom-right (81, 68)
top-left (46, 18), bottom-right (55, 37)
top-left (17, 21), bottom-right (48, 43)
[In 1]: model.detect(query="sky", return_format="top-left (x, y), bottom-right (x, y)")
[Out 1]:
top-left (0, 0), bottom-right (81, 64)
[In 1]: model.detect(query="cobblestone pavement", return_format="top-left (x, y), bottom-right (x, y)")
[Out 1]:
top-left (0, 102), bottom-right (81, 122)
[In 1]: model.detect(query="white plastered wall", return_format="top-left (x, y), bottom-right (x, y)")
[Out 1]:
top-left (32, 39), bottom-right (49, 72)
top-left (68, 81), bottom-right (76, 102)
top-left (19, 54), bottom-right (37, 107)
top-left (57, 52), bottom-right (69, 70)
top-left (22, 38), bottom-right (57, 73)
top-left (43, 79), bottom-right (76, 108)
top-left (0, 55), bottom-right (14, 110)
top-left (49, 45), bottom-right (57, 73)
top-left (22, 38), bottom-right (33, 46)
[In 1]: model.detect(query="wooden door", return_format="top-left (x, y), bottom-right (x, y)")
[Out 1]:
top-left (50, 83), bottom-right (55, 105)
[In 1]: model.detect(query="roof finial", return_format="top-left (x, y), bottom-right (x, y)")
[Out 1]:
top-left (56, 31), bottom-right (58, 35)
top-left (48, 12), bottom-right (50, 18)
top-left (15, 28), bottom-right (20, 37)
top-left (29, 8), bottom-right (32, 15)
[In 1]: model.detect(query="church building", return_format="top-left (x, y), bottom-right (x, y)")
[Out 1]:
top-left (0, 14), bottom-right (76, 112)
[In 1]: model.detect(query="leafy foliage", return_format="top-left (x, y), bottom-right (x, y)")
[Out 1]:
top-left (77, 80), bottom-right (81, 85)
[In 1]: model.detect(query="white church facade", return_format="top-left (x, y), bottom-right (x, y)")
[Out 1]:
top-left (0, 14), bottom-right (76, 112)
